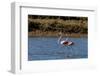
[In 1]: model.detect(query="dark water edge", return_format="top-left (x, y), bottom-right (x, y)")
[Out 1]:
top-left (28, 57), bottom-right (88, 61)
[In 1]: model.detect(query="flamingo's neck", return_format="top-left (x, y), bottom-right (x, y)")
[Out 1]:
top-left (58, 35), bottom-right (62, 44)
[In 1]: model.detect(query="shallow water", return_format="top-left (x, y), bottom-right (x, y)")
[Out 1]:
top-left (28, 37), bottom-right (88, 61)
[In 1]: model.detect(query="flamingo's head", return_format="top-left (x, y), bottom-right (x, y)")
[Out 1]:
top-left (58, 32), bottom-right (62, 36)
top-left (65, 34), bottom-right (68, 36)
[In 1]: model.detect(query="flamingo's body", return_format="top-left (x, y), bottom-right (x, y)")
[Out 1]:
top-left (60, 40), bottom-right (73, 46)
top-left (58, 34), bottom-right (74, 46)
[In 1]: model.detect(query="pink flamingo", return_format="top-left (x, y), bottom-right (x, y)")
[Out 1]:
top-left (58, 33), bottom-right (74, 46)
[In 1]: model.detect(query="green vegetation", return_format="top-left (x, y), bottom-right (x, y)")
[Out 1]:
top-left (28, 15), bottom-right (88, 37)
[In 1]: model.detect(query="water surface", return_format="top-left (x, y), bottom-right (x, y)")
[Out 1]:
top-left (28, 37), bottom-right (88, 61)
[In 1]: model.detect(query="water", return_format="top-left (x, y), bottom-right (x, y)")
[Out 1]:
top-left (28, 37), bottom-right (88, 61)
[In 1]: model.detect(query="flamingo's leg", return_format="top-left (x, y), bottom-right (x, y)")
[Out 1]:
top-left (66, 46), bottom-right (74, 58)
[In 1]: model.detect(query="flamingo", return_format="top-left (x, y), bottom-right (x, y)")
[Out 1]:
top-left (58, 33), bottom-right (74, 46)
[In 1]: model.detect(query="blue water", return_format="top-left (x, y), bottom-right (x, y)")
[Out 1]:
top-left (28, 37), bottom-right (88, 61)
